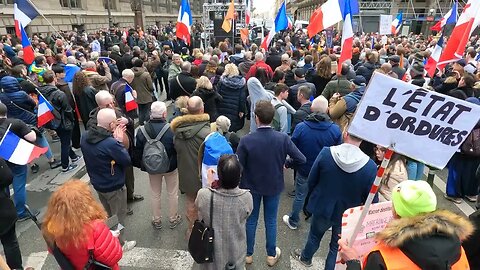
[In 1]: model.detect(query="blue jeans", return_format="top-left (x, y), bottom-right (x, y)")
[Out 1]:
top-left (289, 173), bottom-right (309, 227)
top-left (8, 164), bottom-right (28, 217)
top-left (301, 215), bottom-right (341, 270)
top-left (246, 193), bottom-right (280, 257)
top-left (56, 128), bottom-right (77, 169)
top-left (406, 159), bottom-right (425, 180)
top-left (36, 133), bottom-right (53, 160)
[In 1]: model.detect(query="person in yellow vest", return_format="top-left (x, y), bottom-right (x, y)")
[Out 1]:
top-left (338, 180), bottom-right (473, 270)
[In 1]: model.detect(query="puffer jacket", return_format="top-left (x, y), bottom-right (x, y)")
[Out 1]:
top-left (131, 67), bottom-right (154, 104)
top-left (60, 219), bottom-right (123, 270)
top-left (0, 76), bottom-right (37, 127)
top-left (356, 62), bottom-right (378, 83)
top-left (217, 76), bottom-right (247, 132)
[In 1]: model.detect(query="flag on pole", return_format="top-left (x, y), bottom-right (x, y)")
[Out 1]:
top-left (37, 94), bottom-right (55, 127)
top-left (245, 0), bottom-right (251, 25)
top-left (287, 15), bottom-right (293, 29)
top-left (306, 0), bottom-right (359, 38)
top-left (425, 35), bottom-right (444, 78)
top-left (261, 0), bottom-right (288, 51)
top-left (176, 0), bottom-right (192, 44)
top-left (14, 0), bottom-right (39, 39)
top-left (391, 11), bottom-right (403, 35)
top-left (0, 127), bottom-right (47, 165)
top-left (438, 0), bottom-right (480, 68)
top-left (20, 23), bottom-right (34, 65)
top-left (240, 28), bottom-right (249, 44)
top-left (430, 1), bottom-right (457, 32)
top-left (338, 0), bottom-right (353, 74)
top-left (125, 84), bottom-right (138, 112)
top-left (222, 0), bottom-right (235, 33)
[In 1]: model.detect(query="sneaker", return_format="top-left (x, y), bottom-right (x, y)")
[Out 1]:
top-left (152, 220), bottom-right (162, 229)
top-left (61, 163), bottom-right (78, 173)
top-left (49, 159), bottom-right (61, 169)
top-left (71, 155), bottom-right (82, 163)
top-left (282, 215), bottom-right (297, 230)
top-left (291, 249), bottom-right (312, 267)
top-left (287, 189), bottom-right (296, 198)
top-left (18, 208), bottom-right (40, 222)
top-left (444, 194), bottom-right (462, 204)
top-left (122, 240), bottom-right (136, 252)
top-left (30, 163), bottom-right (39, 174)
top-left (266, 247), bottom-right (281, 267)
top-left (466, 196), bottom-right (477, 202)
top-left (169, 215), bottom-right (183, 229)
top-left (245, 255), bottom-right (253, 264)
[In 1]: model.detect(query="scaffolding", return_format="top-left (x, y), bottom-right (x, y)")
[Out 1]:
top-left (202, 1), bottom-right (246, 48)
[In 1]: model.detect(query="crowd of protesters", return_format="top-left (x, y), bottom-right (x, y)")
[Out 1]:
top-left (0, 23), bottom-right (479, 270)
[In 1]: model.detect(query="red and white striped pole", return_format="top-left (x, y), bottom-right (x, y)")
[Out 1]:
top-left (348, 148), bottom-right (395, 246)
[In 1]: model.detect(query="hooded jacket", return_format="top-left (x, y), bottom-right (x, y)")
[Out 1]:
top-left (131, 66), bottom-right (154, 104)
top-left (0, 76), bottom-right (37, 127)
top-left (39, 84), bottom-right (74, 131)
top-left (355, 210), bottom-right (474, 270)
top-left (247, 77), bottom-right (273, 132)
top-left (83, 69), bottom-right (111, 92)
top-left (291, 113), bottom-right (342, 177)
top-left (80, 125), bottom-right (131, 193)
top-left (306, 144), bottom-right (377, 223)
top-left (216, 75), bottom-right (247, 132)
top-left (192, 87), bottom-right (223, 122)
top-left (329, 87), bottom-right (365, 132)
top-left (171, 113), bottom-right (211, 194)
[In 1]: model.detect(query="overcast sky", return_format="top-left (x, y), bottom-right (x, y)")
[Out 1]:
top-left (253, 0), bottom-right (275, 15)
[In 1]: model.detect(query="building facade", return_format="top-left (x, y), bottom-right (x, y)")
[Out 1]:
top-left (0, 0), bottom-right (202, 35)
top-left (287, 0), bottom-right (458, 34)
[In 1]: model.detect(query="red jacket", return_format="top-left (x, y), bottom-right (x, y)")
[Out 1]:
top-left (245, 61), bottom-right (274, 80)
top-left (61, 220), bottom-right (123, 270)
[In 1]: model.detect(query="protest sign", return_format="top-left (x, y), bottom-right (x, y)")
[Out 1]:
top-left (348, 72), bottom-right (480, 169)
top-left (379, 15), bottom-right (392, 35)
top-left (335, 201), bottom-right (394, 270)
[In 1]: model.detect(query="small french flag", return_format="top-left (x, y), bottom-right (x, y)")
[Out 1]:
top-left (37, 94), bottom-right (55, 127)
top-left (0, 127), bottom-right (47, 165)
top-left (125, 84), bottom-right (138, 112)
top-left (20, 23), bottom-right (34, 65)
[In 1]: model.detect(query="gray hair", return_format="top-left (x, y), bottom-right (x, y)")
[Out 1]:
top-left (122, 69), bottom-right (134, 79)
top-left (85, 61), bottom-right (96, 69)
top-left (311, 96), bottom-right (328, 114)
top-left (216, 115), bottom-right (231, 134)
top-left (254, 52), bottom-right (264, 62)
top-left (150, 101), bottom-right (167, 119)
top-left (181, 61), bottom-right (192, 73)
top-left (67, 56), bottom-right (76, 64)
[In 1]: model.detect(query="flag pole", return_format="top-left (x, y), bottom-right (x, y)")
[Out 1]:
top-left (26, 0), bottom-right (70, 46)
top-left (232, 3), bottom-right (235, 46)
top-left (0, 124), bottom-right (13, 147)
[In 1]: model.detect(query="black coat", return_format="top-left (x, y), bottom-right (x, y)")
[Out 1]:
top-left (39, 85), bottom-right (74, 131)
top-left (110, 51), bottom-right (125, 73)
top-left (0, 158), bottom-right (16, 235)
top-left (74, 85), bottom-right (98, 125)
top-left (308, 74), bottom-right (333, 97)
top-left (266, 52), bottom-right (282, 71)
top-left (121, 52), bottom-right (134, 69)
top-left (216, 76), bottom-right (247, 132)
top-left (192, 87), bottom-right (223, 122)
top-left (169, 72), bottom-right (197, 100)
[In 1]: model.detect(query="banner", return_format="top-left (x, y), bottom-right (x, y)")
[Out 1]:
top-left (348, 72), bottom-right (480, 169)
top-left (335, 202), bottom-right (394, 270)
top-left (379, 15), bottom-right (392, 35)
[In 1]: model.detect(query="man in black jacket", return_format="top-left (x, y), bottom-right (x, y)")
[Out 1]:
top-left (109, 45), bottom-right (125, 74)
top-left (169, 62), bottom-right (197, 100)
top-left (266, 47), bottom-right (282, 71)
top-left (39, 71), bottom-right (80, 173)
top-left (291, 85), bottom-right (312, 133)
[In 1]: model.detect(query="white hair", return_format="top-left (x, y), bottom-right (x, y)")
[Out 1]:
top-left (85, 61), bottom-right (96, 69)
top-left (150, 101), bottom-right (167, 119)
top-left (311, 96), bottom-right (328, 114)
top-left (254, 52), bottom-right (264, 62)
top-left (122, 69), bottom-right (134, 79)
top-left (216, 115), bottom-right (231, 134)
top-left (67, 56), bottom-right (76, 64)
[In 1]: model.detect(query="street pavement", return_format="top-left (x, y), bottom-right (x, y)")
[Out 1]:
top-left (3, 93), bottom-right (477, 270)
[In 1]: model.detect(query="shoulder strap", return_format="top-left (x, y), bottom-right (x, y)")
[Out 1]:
top-left (176, 76), bottom-right (191, 97)
top-left (139, 126), bottom-right (153, 142)
top-left (155, 123), bottom-right (170, 141)
top-left (274, 103), bottom-right (284, 110)
top-left (209, 190), bottom-right (214, 227)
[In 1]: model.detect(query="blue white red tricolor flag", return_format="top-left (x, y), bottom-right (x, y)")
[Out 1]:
top-left (391, 12), bottom-right (403, 35)
top-left (245, 0), bottom-right (251, 25)
top-left (261, 0), bottom-right (288, 51)
top-left (37, 94), bottom-right (55, 127)
top-left (0, 126), bottom-right (47, 165)
top-left (425, 35), bottom-right (444, 78)
top-left (438, 0), bottom-right (480, 69)
top-left (125, 84), bottom-right (138, 112)
top-left (338, 0), bottom-right (353, 74)
top-left (430, 1), bottom-right (457, 32)
top-left (176, 0), bottom-right (192, 45)
top-left (306, 0), bottom-right (359, 38)
top-left (14, 0), bottom-right (38, 39)
top-left (20, 23), bottom-right (34, 65)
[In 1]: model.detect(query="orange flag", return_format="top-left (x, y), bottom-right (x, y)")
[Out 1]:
top-left (222, 0), bottom-right (235, 33)
top-left (240, 28), bottom-right (249, 43)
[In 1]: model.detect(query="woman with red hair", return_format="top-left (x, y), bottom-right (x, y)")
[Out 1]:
top-left (42, 180), bottom-right (123, 269)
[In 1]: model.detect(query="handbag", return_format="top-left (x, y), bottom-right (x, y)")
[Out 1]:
top-left (188, 191), bottom-right (214, 264)
top-left (83, 250), bottom-right (112, 270)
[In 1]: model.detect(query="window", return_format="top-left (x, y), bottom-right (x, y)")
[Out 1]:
top-left (103, 0), bottom-right (115, 10)
top-left (60, 0), bottom-right (81, 8)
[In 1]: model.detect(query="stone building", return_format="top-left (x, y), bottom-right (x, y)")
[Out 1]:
top-left (0, 0), bottom-right (202, 35)
top-left (287, 0), bottom-right (460, 34)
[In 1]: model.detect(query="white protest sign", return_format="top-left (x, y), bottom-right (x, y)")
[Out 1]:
top-left (335, 202), bottom-right (394, 270)
top-left (349, 72), bottom-right (480, 169)
top-left (379, 15), bottom-right (392, 35)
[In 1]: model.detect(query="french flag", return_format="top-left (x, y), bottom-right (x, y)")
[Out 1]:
top-left (245, 0), bottom-right (251, 25)
top-left (338, 0), bottom-right (353, 74)
top-left (425, 35), bottom-right (444, 78)
top-left (261, 0), bottom-right (288, 51)
top-left (37, 94), bottom-right (55, 127)
top-left (20, 23), bottom-right (34, 65)
top-left (14, 0), bottom-right (39, 39)
top-left (430, 1), bottom-right (457, 32)
top-left (287, 15), bottom-right (293, 29)
top-left (125, 84), bottom-right (138, 112)
top-left (0, 128), bottom-right (47, 165)
top-left (391, 12), bottom-right (403, 35)
top-left (438, 0), bottom-right (480, 69)
top-left (176, 0), bottom-right (192, 45)
top-left (307, 0), bottom-right (359, 38)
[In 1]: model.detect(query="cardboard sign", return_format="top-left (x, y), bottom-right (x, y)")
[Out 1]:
top-left (348, 72), bottom-right (480, 169)
top-left (335, 202), bottom-right (394, 270)
top-left (379, 15), bottom-right (392, 35)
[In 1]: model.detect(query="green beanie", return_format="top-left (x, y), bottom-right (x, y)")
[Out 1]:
top-left (391, 180), bottom-right (437, 218)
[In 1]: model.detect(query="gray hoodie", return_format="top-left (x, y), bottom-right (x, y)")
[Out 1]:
top-left (330, 144), bottom-right (370, 173)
